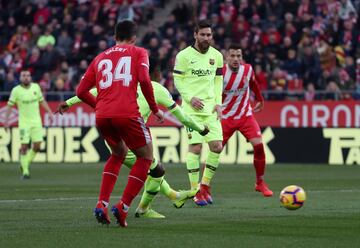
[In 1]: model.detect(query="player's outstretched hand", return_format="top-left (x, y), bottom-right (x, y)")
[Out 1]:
top-left (55, 102), bottom-right (69, 115)
top-left (154, 109), bottom-right (164, 123)
top-left (48, 112), bottom-right (55, 124)
top-left (213, 105), bottom-right (222, 120)
top-left (253, 101), bottom-right (264, 113)
top-left (199, 125), bottom-right (209, 136)
top-left (190, 97), bottom-right (204, 111)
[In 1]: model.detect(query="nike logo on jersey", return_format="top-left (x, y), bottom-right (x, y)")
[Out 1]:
top-left (190, 61), bottom-right (196, 64)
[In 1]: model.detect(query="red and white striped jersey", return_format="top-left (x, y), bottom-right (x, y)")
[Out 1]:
top-left (222, 63), bottom-right (263, 120)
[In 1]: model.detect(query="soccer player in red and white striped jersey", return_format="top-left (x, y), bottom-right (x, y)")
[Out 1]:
top-left (221, 44), bottom-right (273, 197)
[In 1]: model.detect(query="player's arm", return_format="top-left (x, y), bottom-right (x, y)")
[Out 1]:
top-left (56, 88), bottom-right (98, 114)
top-left (213, 52), bottom-right (224, 119)
top-left (40, 99), bottom-right (54, 123)
top-left (37, 84), bottom-right (54, 123)
top-left (76, 60), bottom-right (97, 108)
top-left (249, 66), bottom-right (264, 113)
top-left (4, 88), bottom-right (17, 130)
top-left (173, 53), bottom-right (193, 104)
top-left (3, 105), bottom-right (13, 130)
top-left (170, 106), bottom-right (208, 136)
top-left (155, 83), bottom-right (208, 135)
top-left (137, 49), bottom-right (163, 122)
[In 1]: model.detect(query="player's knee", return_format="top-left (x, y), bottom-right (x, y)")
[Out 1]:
top-left (250, 137), bottom-right (262, 146)
top-left (210, 143), bottom-right (223, 154)
top-left (133, 143), bottom-right (153, 160)
top-left (149, 162), bottom-right (165, 178)
top-left (189, 144), bottom-right (202, 154)
top-left (111, 142), bottom-right (127, 157)
top-left (33, 145), bottom-right (41, 152)
top-left (20, 147), bottom-right (28, 155)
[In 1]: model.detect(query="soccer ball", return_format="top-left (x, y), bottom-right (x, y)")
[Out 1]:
top-left (279, 185), bottom-right (306, 210)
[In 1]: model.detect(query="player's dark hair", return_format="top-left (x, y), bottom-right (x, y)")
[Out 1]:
top-left (228, 44), bottom-right (242, 50)
top-left (194, 19), bottom-right (212, 33)
top-left (115, 20), bottom-right (137, 41)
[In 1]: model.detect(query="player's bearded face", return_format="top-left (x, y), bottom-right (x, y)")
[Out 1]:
top-left (227, 49), bottom-right (242, 71)
top-left (20, 72), bottom-right (31, 85)
top-left (195, 28), bottom-right (212, 52)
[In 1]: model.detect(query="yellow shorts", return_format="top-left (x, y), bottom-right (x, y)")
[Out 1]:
top-left (19, 126), bottom-right (44, 144)
top-left (185, 114), bottom-right (223, 144)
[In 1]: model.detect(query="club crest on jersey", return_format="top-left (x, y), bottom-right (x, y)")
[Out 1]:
top-left (33, 91), bottom-right (36, 95)
top-left (209, 59), bottom-right (215, 65)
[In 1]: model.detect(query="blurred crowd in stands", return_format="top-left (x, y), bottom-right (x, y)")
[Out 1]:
top-left (0, 0), bottom-right (164, 100)
top-left (0, 0), bottom-right (360, 101)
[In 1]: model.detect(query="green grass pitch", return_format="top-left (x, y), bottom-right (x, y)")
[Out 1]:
top-left (1, 163), bottom-right (360, 248)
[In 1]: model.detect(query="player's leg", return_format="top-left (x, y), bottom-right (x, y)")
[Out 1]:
top-left (199, 140), bottom-right (222, 204)
top-left (19, 127), bottom-right (30, 178)
top-left (19, 144), bottom-right (30, 179)
top-left (22, 126), bottom-right (44, 178)
top-left (241, 116), bottom-right (273, 197)
top-left (187, 143), bottom-right (202, 190)
top-left (97, 141), bottom-right (128, 207)
top-left (111, 117), bottom-right (154, 227)
top-left (94, 118), bottom-right (127, 224)
top-left (184, 117), bottom-right (208, 206)
top-left (199, 115), bottom-right (223, 204)
top-left (187, 143), bottom-right (208, 206)
top-left (135, 159), bottom-right (165, 218)
top-left (160, 179), bottom-right (197, 209)
top-left (136, 157), bottom-right (197, 217)
top-left (123, 151), bottom-right (164, 216)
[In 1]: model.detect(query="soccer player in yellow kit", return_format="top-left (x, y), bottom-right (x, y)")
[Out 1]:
top-left (4, 70), bottom-right (54, 179)
top-left (173, 20), bottom-right (224, 206)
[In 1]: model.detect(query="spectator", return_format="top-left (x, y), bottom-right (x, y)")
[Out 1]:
top-left (269, 68), bottom-right (287, 100)
top-left (3, 70), bottom-right (18, 92)
top-left (39, 44), bottom-right (59, 72)
top-left (254, 64), bottom-right (268, 91)
top-left (72, 59), bottom-right (88, 88)
top-left (317, 39), bottom-right (336, 72)
top-left (282, 49), bottom-right (301, 77)
top-left (338, 0), bottom-right (357, 20)
top-left (355, 58), bottom-right (360, 99)
top-left (39, 72), bottom-right (52, 94)
top-left (117, 0), bottom-right (135, 22)
top-left (15, 4), bottom-right (35, 26)
top-left (37, 25), bottom-right (56, 49)
top-left (56, 30), bottom-right (73, 57)
top-left (0, 0), bottom-right (358, 102)
top-left (304, 82), bottom-right (316, 101)
top-left (34, 3), bottom-right (50, 25)
top-left (8, 52), bottom-right (23, 74)
top-left (25, 47), bottom-right (43, 81)
top-left (325, 81), bottom-right (342, 100)
top-left (338, 69), bottom-right (356, 99)
top-left (300, 45), bottom-right (321, 88)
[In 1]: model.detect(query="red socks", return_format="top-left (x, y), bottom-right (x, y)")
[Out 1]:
top-left (121, 157), bottom-right (152, 206)
top-left (98, 154), bottom-right (124, 203)
top-left (253, 143), bottom-right (266, 184)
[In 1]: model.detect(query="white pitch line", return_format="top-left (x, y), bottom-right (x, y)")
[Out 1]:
top-left (0, 196), bottom-right (119, 204)
top-left (0, 189), bottom-right (359, 204)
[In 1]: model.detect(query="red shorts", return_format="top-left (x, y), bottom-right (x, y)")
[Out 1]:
top-left (96, 117), bottom-right (152, 150)
top-left (221, 115), bottom-right (261, 146)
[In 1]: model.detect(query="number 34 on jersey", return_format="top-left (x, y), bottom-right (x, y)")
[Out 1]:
top-left (97, 56), bottom-right (133, 89)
